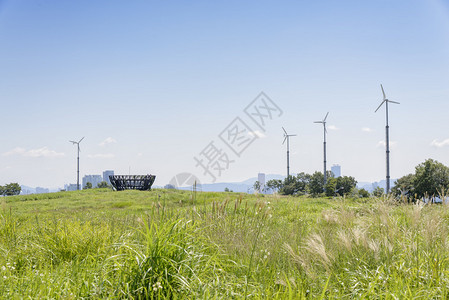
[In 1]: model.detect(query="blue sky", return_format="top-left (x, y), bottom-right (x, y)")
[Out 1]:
top-left (1, 0), bottom-right (449, 188)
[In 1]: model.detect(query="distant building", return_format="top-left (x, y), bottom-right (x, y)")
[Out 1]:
top-left (36, 187), bottom-right (49, 194)
top-left (64, 184), bottom-right (78, 191)
top-left (20, 186), bottom-right (32, 195)
top-left (258, 173), bottom-right (266, 193)
top-left (82, 175), bottom-right (103, 189)
top-left (331, 164), bottom-right (341, 178)
top-left (103, 170), bottom-right (114, 185)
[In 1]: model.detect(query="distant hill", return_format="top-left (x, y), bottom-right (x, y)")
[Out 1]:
top-left (174, 174), bottom-right (285, 193)
top-left (357, 179), bottom-right (397, 192)
top-left (20, 185), bottom-right (36, 195)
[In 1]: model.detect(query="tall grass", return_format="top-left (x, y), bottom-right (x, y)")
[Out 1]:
top-left (1, 190), bottom-right (449, 298)
top-left (111, 216), bottom-right (225, 298)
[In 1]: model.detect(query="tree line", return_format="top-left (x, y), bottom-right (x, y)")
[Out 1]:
top-left (254, 159), bottom-right (449, 200)
top-left (255, 171), bottom-right (360, 197)
top-left (84, 181), bottom-right (110, 189)
top-left (0, 183), bottom-right (21, 196)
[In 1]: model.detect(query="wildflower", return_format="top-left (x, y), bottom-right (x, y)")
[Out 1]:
top-left (152, 282), bottom-right (162, 291)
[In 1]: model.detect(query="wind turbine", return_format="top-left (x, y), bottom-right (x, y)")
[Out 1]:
top-left (282, 127), bottom-right (297, 178)
top-left (314, 112), bottom-right (329, 187)
top-left (69, 137), bottom-right (85, 190)
top-left (375, 84), bottom-right (399, 194)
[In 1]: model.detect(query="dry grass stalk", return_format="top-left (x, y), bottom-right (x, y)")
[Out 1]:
top-left (305, 233), bottom-right (333, 272)
top-left (337, 229), bottom-right (352, 252)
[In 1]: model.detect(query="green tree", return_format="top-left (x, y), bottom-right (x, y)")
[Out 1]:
top-left (266, 179), bottom-right (283, 194)
top-left (295, 172), bottom-right (311, 194)
top-left (97, 181), bottom-right (109, 188)
top-left (253, 181), bottom-right (261, 193)
top-left (280, 175), bottom-right (297, 195)
top-left (279, 173), bottom-right (311, 196)
top-left (308, 172), bottom-right (324, 196)
top-left (358, 188), bottom-right (370, 198)
top-left (3, 183), bottom-right (21, 196)
top-left (325, 177), bottom-right (337, 197)
top-left (413, 159), bottom-right (449, 198)
top-left (372, 186), bottom-right (384, 197)
top-left (391, 173), bottom-right (415, 200)
top-left (84, 182), bottom-right (93, 189)
top-left (335, 176), bottom-right (357, 196)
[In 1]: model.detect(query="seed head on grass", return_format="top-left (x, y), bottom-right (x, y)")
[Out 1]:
top-left (305, 233), bottom-right (333, 273)
top-left (367, 239), bottom-right (380, 260)
top-left (322, 211), bottom-right (339, 224)
top-left (383, 236), bottom-right (393, 254)
top-left (352, 227), bottom-right (368, 248)
top-left (337, 230), bottom-right (352, 252)
top-left (421, 213), bottom-right (444, 247)
top-left (283, 243), bottom-right (312, 277)
top-left (409, 202), bottom-right (424, 228)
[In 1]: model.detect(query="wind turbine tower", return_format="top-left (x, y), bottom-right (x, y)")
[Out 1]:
top-left (314, 112), bottom-right (329, 186)
top-left (69, 137), bottom-right (85, 190)
top-left (282, 127), bottom-right (297, 178)
top-left (375, 84), bottom-right (399, 194)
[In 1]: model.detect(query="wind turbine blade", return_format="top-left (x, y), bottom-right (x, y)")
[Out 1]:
top-left (389, 100), bottom-right (400, 105)
top-left (323, 112), bottom-right (329, 122)
top-left (69, 140), bottom-right (76, 144)
top-left (314, 121), bottom-right (323, 124)
top-left (78, 136), bottom-right (85, 143)
top-left (290, 134), bottom-right (297, 137)
top-left (381, 84), bottom-right (386, 100)
top-left (324, 125), bottom-right (327, 134)
top-left (282, 127), bottom-right (287, 135)
top-left (282, 136), bottom-right (287, 145)
top-left (375, 100), bottom-right (386, 113)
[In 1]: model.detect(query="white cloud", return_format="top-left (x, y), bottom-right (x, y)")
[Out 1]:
top-left (3, 147), bottom-right (26, 156)
top-left (430, 139), bottom-right (449, 148)
top-left (88, 153), bottom-right (115, 159)
top-left (362, 127), bottom-right (373, 132)
top-left (328, 125), bottom-right (339, 131)
top-left (377, 141), bottom-right (386, 147)
top-left (99, 137), bottom-right (117, 146)
top-left (248, 130), bottom-right (266, 138)
top-left (2, 147), bottom-right (64, 158)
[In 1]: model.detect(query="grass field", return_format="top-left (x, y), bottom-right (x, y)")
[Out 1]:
top-left (1, 189), bottom-right (449, 299)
